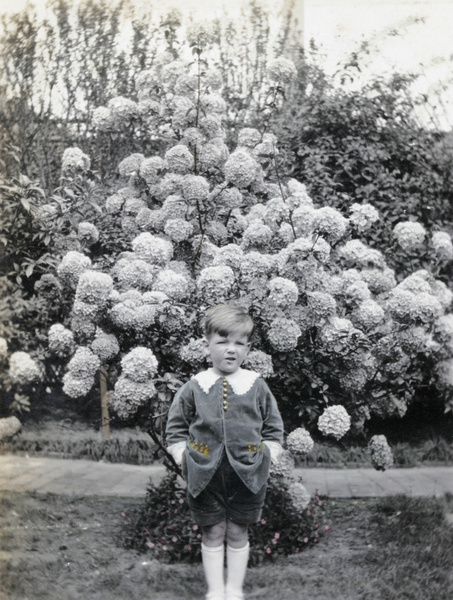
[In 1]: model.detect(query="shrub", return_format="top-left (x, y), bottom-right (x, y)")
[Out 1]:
top-left (122, 471), bottom-right (328, 565)
top-left (44, 37), bottom-right (453, 472)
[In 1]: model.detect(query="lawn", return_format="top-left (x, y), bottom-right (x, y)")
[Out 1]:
top-left (1, 490), bottom-right (452, 600)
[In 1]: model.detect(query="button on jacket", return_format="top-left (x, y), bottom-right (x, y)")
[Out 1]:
top-left (165, 367), bottom-right (284, 498)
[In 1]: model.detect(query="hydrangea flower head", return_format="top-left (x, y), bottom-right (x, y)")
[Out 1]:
top-left (432, 231), bottom-right (453, 261)
top-left (267, 57), bottom-right (297, 83)
top-left (224, 149), bottom-right (259, 189)
top-left (197, 265), bottom-right (235, 303)
top-left (268, 277), bottom-right (299, 307)
top-left (349, 203), bottom-right (379, 231)
top-left (57, 251), bottom-right (92, 288)
top-left (286, 427), bottom-right (314, 455)
top-left (48, 324), bottom-right (75, 357)
top-left (111, 377), bottom-right (157, 419)
top-left (312, 207), bottom-right (348, 243)
top-left (243, 350), bottom-right (274, 378)
top-left (153, 269), bottom-right (191, 301)
top-left (121, 347), bottom-right (158, 382)
top-left (393, 221), bottom-right (426, 251)
top-left (0, 416), bottom-right (22, 441)
top-left (61, 147), bottom-right (90, 174)
top-left (75, 270), bottom-right (114, 306)
top-left (66, 346), bottom-right (101, 379)
top-left (165, 145), bottom-right (194, 173)
top-left (269, 449), bottom-right (295, 478)
top-left (318, 405), bottom-right (351, 440)
top-left (268, 318), bottom-right (301, 352)
top-left (118, 153), bottom-right (144, 178)
top-left (139, 156), bottom-right (165, 185)
top-left (77, 222), bottom-right (99, 246)
top-left (182, 175), bottom-right (210, 203)
top-left (91, 329), bottom-right (120, 363)
top-left (288, 481), bottom-right (311, 511)
top-left (368, 435), bottom-right (393, 471)
top-left (164, 218), bottom-right (194, 243)
top-left (9, 352), bottom-right (42, 386)
top-left (132, 233), bottom-right (174, 266)
top-left (179, 338), bottom-right (206, 365)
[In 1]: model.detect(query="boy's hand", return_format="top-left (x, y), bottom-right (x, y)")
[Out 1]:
top-left (263, 441), bottom-right (284, 464)
top-left (167, 441), bottom-right (186, 466)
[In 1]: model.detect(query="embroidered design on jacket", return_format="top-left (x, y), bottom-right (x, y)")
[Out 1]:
top-left (189, 440), bottom-right (210, 457)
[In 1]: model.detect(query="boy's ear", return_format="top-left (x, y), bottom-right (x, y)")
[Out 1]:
top-left (202, 337), bottom-right (210, 356)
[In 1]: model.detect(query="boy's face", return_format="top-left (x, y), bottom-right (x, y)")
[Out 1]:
top-left (204, 332), bottom-right (251, 376)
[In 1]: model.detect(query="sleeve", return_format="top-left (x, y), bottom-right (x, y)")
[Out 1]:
top-left (259, 379), bottom-right (284, 445)
top-left (165, 381), bottom-right (195, 447)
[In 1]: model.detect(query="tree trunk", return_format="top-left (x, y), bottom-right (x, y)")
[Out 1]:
top-left (100, 368), bottom-right (110, 439)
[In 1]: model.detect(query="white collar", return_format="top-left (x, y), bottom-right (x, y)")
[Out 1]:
top-left (192, 367), bottom-right (261, 395)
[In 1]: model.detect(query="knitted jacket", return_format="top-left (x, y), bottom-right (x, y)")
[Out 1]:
top-left (165, 367), bottom-right (284, 498)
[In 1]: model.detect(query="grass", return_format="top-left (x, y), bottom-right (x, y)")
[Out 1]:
top-left (1, 491), bottom-right (452, 599)
top-left (2, 417), bottom-right (453, 468)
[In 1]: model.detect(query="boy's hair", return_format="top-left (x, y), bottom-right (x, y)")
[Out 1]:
top-left (204, 304), bottom-right (254, 340)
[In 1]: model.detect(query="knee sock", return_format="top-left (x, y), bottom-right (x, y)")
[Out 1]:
top-left (201, 543), bottom-right (225, 600)
top-left (225, 542), bottom-right (250, 600)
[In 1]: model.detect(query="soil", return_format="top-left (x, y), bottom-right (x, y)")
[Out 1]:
top-left (0, 490), bottom-right (376, 600)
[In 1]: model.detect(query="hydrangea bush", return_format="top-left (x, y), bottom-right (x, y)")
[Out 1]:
top-left (47, 40), bottom-right (453, 476)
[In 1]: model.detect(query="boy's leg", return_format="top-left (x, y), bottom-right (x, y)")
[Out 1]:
top-left (225, 521), bottom-right (249, 600)
top-left (201, 521), bottom-right (226, 600)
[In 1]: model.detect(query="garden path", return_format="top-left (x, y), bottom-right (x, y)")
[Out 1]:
top-left (0, 455), bottom-right (452, 498)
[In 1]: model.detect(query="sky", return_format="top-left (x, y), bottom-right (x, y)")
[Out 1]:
top-left (1, 0), bottom-right (452, 128)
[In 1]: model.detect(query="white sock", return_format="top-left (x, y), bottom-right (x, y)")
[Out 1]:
top-left (201, 543), bottom-right (225, 600)
top-left (225, 542), bottom-right (250, 600)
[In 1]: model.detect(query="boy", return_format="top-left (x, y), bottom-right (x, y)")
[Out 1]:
top-left (166, 304), bottom-right (284, 600)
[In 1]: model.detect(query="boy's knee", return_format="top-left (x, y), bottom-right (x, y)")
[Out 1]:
top-left (202, 521), bottom-right (227, 546)
top-left (226, 521), bottom-right (248, 548)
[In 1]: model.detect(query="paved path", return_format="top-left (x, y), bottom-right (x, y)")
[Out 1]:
top-left (0, 455), bottom-right (452, 498)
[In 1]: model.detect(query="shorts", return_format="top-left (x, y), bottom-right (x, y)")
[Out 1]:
top-left (187, 452), bottom-right (267, 527)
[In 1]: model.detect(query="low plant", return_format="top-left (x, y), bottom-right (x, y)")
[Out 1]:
top-left (122, 471), bottom-right (328, 565)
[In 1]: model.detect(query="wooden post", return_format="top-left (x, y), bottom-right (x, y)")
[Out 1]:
top-left (100, 367), bottom-right (110, 439)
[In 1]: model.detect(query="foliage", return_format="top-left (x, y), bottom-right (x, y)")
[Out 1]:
top-left (123, 471), bottom-right (327, 565)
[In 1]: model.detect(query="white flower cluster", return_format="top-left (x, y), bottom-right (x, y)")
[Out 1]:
top-left (90, 329), bottom-right (120, 363)
top-left (179, 338), bottom-right (206, 364)
top-left (114, 258), bottom-right (155, 291)
top-left (241, 220), bottom-right (273, 248)
top-left (165, 145), bottom-right (194, 174)
top-left (111, 347), bottom-right (158, 419)
top-left (268, 318), bottom-right (301, 352)
top-left (213, 244), bottom-right (244, 270)
top-left (121, 347), bottom-right (158, 382)
top-left (318, 405), bottom-right (351, 440)
top-left (224, 150), bottom-right (259, 189)
top-left (164, 218), bottom-right (194, 243)
top-left (61, 147), bottom-right (90, 174)
top-left (368, 434), bottom-right (394, 471)
top-left (63, 347), bottom-right (100, 398)
top-left (387, 288), bottom-right (442, 324)
top-left (269, 449), bottom-right (295, 478)
top-left (393, 221), bottom-right (426, 251)
top-left (312, 207), bottom-right (348, 242)
top-left (431, 231), bottom-right (453, 261)
top-left (338, 239), bottom-right (384, 268)
top-left (0, 337), bottom-right (7, 358)
top-left (77, 222), bottom-right (99, 246)
top-left (287, 481), bottom-right (311, 511)
top-left (268, 277), bottom-right (298, 307)
top-left (132, 233), bottom-right (173, 266)
top-left (153, 269), bottom-right (191, 301)
top-left (118, 153), bottom-right (144, 178)
top-left (306, 292), bottom-right (337, 322)
top-left (286, 427), bottom-right (314, 455)
top-left (48, 324), bottom-right (75, 357)
top-left (75, 270), bottom-right (113, 307)
top-left (349, 203), bottom-right (379, 231)
top-left (111, 378), bottom-right (157, 420)
top-left (108, 96), bottom-right (138, 123)
top-left (266, 57), bottom-right (297, 83)
top-left (57, 251), bottom-right (91, 288)
top-left (437, 359), bottom-right (453, 387)
top-left (243, 350), bottom-right (274, 378)
top-left (197, 265), bottom-right (235, 303)
top-left (183, 175), bottom-right (210, 203)
top-left (139, 156), bottom-right (165, 185)
top-left (0, 416), bottom-right (22, 441)
top-left (8, 352), bottom-right (42, 386)
top-left (351, 299), bottom-right (385, 330)
top-left (110, 294), bottom-right (158, 331)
